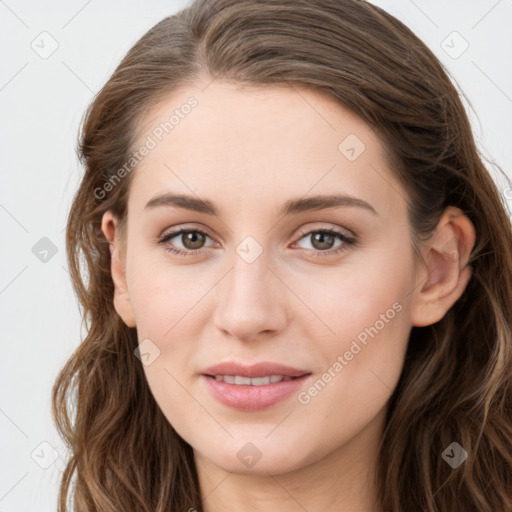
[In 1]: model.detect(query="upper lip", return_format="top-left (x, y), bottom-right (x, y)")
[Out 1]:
top-left (202, 361), bottom-right (311, 378)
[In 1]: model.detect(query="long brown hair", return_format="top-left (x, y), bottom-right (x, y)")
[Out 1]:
top-left (52, 1), bottom-right (512, 510)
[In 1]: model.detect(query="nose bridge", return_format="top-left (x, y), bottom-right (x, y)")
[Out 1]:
top-left (225, 240), bottom-right (276, 307)
top-left (212, 238), bottom-right (287, 338)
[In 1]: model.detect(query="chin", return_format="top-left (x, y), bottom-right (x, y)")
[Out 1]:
top-left (193, 434), bottom-right (323, 477)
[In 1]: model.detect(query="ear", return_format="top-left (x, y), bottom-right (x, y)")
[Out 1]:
top-left (101, 211), bottom-right (136, 328)
top-left (411, 206), bottom-right (476, 327)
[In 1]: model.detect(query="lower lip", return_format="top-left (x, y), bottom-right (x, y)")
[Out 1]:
top-left (202, 375), bottom-right (311, 411)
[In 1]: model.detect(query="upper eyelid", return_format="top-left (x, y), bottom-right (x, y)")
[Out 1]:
top-left (295, 223), bottom-right (354, 238)
top-left (159, 225), bottom-right (216, 243)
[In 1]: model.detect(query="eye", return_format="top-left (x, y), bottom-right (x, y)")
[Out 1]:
top-left (293, 227), bottom-right (356, 257)
top-left (158, 228), bottom-right (215, 257)
top-left (158, 225), bottom-right (357, 259)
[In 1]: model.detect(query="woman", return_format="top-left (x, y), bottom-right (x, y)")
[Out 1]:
top-left (52, 0), bottom-right (512, 510)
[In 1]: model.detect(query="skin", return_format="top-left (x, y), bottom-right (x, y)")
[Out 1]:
top-left (101, 80), bottom-right (475, 512)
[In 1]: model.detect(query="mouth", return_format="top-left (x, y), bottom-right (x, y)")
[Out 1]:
top-left (200, 362), bottom-right (312, 411)
top-left (201, 361), bottom-right (311, 379)
top-left (204, 374), bottom-right (303, 385)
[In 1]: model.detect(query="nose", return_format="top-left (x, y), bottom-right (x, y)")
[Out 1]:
top-left (211, 247), bottom-right (288, 342)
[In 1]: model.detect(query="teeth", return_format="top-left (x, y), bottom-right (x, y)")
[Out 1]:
top-left (235, 376), bottom-right (251, 385)
top-left (212, 375), bottom-right (294, 386)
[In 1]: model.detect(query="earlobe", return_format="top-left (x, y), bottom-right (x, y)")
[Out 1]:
top-left (411, 207), bottom-right (476, 327)
top-left (101, 211), bottom-right (136, 328)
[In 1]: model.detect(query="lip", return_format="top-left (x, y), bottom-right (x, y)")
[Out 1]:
top-left (201, 361), bottom-right (312, 411)
top-left (201, 361), bottom-right (310, 378)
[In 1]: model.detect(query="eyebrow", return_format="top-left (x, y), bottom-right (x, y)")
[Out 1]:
top-left (144, 192), bottom-right (378, 216)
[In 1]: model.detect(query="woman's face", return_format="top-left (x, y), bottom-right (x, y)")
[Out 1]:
top-left (106, 80), bottom-right (419, 475)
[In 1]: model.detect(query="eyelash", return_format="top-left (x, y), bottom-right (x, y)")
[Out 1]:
top-left (157, 225), bottom-right (357, 259)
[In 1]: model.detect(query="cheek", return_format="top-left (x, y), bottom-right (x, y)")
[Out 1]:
top-left (126, 246), bottom-right (207, 336)
top-left (294, 247), bottom-right (413, 425)
top-left (127, 259), bottom-right (210, 431)
top-left (124, 251), bottom-right (206, 401)
top-left (297, 243), bottom-right (413, 349)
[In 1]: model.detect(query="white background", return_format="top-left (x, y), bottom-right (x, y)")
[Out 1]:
top-left (1, 0), bottom-right (511, 510)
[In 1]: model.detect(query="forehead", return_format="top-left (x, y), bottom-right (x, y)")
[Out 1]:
top-left (127, 80), bottom-right (405, 219)
top-left (135, 79), bottom-right (380, 158)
